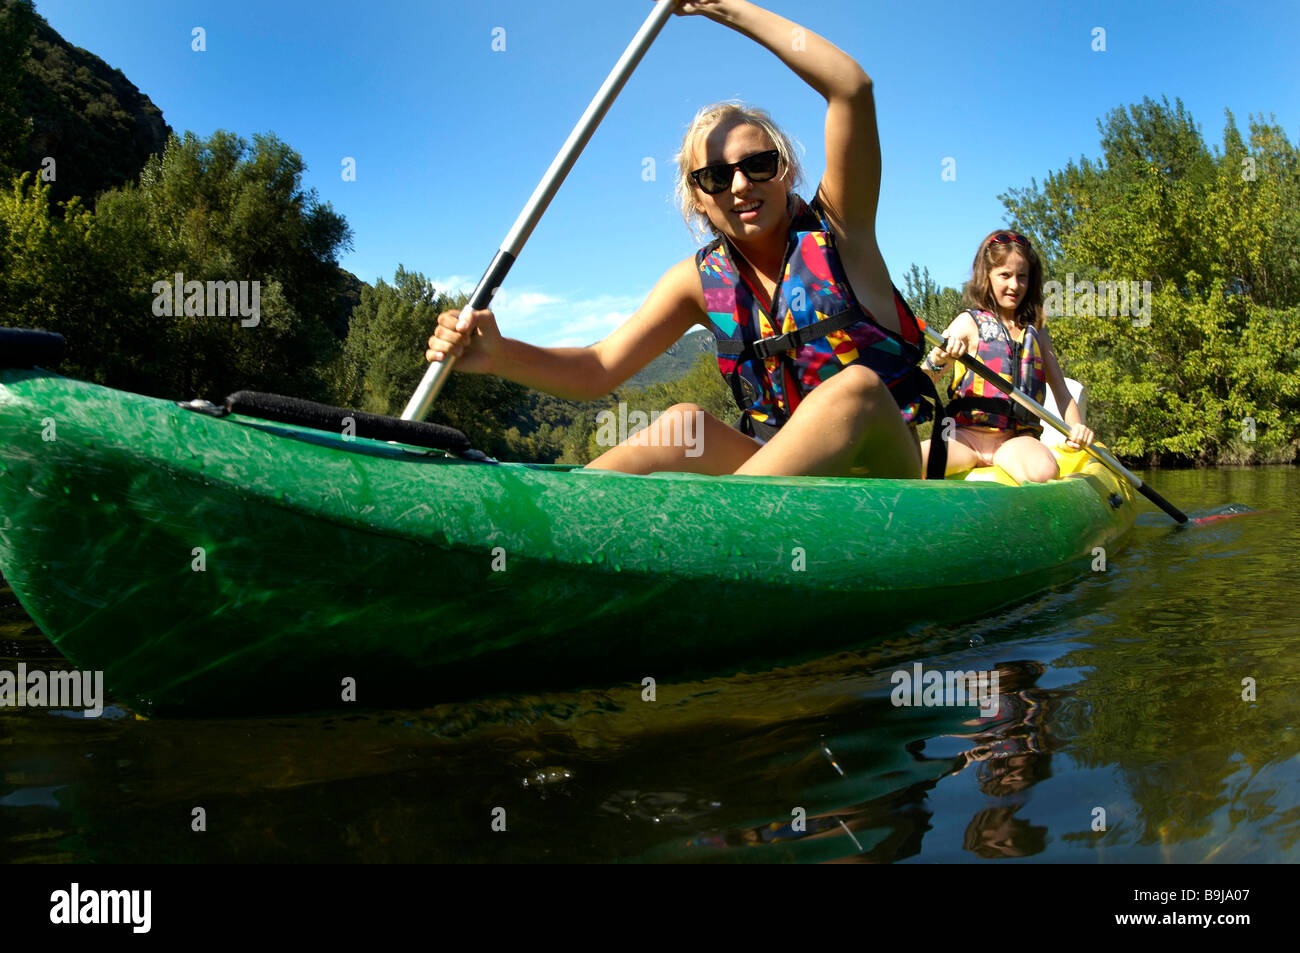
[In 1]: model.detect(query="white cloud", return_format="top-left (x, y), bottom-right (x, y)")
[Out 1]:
top-left (423, 282), bottom-right (638, 344)
top-left (427, 274), bottom-right (476, 297)
top-left (492, 289), bottom-right (560, 319)
top-left (484, 289), bottom-right (651, 348)
top-left (547, 310), bottom-right (638, 348)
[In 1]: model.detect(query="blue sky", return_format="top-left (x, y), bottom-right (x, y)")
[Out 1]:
top-left (34, 0), bottom-right (1300, 347)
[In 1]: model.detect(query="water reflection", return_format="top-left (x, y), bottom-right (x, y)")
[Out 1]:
top-left (665, 660), bottom-right (1059, 862)
top-left (2, 468), bottom-right (1298, 863)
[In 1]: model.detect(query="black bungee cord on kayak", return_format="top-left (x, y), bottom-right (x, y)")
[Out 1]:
top-left (0, 327), bottom-right (65, 368)
top-left (177, 390), bottom-right (493, 461)
top-left (0, 326), bottom-right (491, 460)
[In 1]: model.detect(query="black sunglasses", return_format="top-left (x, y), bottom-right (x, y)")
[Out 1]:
top-left (689, 150), bottom-right (781, 195)
top-left (989, 231), bottom-right (1030, 248)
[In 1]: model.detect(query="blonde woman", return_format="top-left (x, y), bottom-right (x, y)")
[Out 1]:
top-left (427, 0), bottom-right (940, 478)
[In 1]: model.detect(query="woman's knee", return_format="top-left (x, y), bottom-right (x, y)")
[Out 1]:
top-left (804, 365), bottom-right (890, 418)
top-left (659, 402), bottom-right (705, 424)
top-left (661, 402), bottom-right (702, 415)
top-left (633, 403), bottom-right (706, 448)
top-left (829, 364), bottom-right (885, 398)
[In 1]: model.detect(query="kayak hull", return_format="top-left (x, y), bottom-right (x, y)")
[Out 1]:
top-left (0, 368), bottom-right (1137, 713)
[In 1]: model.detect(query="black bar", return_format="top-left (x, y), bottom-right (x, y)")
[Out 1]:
top-left (463, 249), bottom-right (517, 314)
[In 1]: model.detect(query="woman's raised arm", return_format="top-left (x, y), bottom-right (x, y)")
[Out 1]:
top-left (679, 1), bottom-right (880, 232)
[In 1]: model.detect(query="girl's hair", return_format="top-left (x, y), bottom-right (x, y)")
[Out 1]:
top-left (962, 230), bottom-right (1045, 329)
top-left (675, 101), bottom-right (803, 241)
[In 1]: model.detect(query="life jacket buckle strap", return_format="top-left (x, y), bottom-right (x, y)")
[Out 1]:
top-left (751, 334), bottom-right (790, 360)
top-left (749, 308), bottom-right (862, 360)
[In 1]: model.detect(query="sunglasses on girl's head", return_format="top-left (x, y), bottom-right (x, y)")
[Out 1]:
top-left (689, 150), bottom-right (781, 195)
top-left (989, 231), bottom-right (1030, 248)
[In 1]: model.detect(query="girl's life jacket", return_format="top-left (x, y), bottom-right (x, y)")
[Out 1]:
top-left (946, 309), bottom-right (1046, 435)
top-left (695, 195), bottom-right (944, 476)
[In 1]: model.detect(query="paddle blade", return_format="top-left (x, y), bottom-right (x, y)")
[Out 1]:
top-left (1187, 503), bottom-right (1256, 526)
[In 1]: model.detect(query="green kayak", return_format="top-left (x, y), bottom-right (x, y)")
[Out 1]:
top-left (0, 356), bottom-right (1137, 714)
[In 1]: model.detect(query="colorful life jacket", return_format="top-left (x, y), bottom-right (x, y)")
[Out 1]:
top-left (696, 197), bottom-right (935, 448)
top-left (946, 309), bottom-right (1046, 434)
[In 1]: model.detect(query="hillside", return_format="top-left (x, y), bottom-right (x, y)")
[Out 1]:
top-left (5, 2), bottom-right (170, 208)
top-left (625, 327), bottom-right (716, 387)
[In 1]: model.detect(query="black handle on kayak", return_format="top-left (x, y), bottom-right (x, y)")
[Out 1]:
top-left (922, 326), bottom-right (1189, 524)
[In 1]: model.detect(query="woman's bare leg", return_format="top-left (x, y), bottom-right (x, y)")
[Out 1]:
top-left (585, 403), bottom-right (762, 475)
top-left (735, 365), bottom-right (920, 478)
top-left (586, 367), bottom-right (925, 479)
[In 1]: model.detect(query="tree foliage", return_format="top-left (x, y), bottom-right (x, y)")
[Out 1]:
top-left (331, 265), bottom-right (543, 458)
top-left (1000, 97), bottom-right (1300, 464)
top-left (1, 131), bottom-right (354, 401)
top-left (0, 0), bottom-right (37, 176)
top-left (902, 262), bottom-right (964, 334)
top-left (4, 0), bottom-right (170, 209)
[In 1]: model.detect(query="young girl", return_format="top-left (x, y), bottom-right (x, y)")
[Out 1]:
top-left (424, 0), bottom-right (941, 479)
top-left (919, 231), bottom-right (1094, 483)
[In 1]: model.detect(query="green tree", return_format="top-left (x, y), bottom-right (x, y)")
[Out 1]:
top-left (0, 173), bottom-right (145, 386)
top-left (1001, 97), bottom-right (1211, 277)
top-left (333, 266), bottom-right (456, 414)
top-left (902, 262), bottom-right (964, 332)
top-left (333, 266), bottom-right (560, 459)
top-left (999, 99), bottom-right (1300, 464)
top-left (1, 131), bottom-right (354, 401)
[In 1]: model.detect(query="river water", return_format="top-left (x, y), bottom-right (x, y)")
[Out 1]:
top-left (1, 467), bottom-right (1296, 863)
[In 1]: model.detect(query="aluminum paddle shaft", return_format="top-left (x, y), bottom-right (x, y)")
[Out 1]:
top-left (923, 326), bottom-right (1188, 523)
top-left (401, 2), bottom-right (676, 422)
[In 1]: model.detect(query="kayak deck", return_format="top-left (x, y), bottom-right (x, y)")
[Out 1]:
top-left (0, 368), bottom-right (1137, 713)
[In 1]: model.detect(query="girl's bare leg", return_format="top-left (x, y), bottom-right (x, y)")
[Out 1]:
top-left (922, 428), bottom-right (984, 477)
top-left (993, 435), bottom-right (1060, 483)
